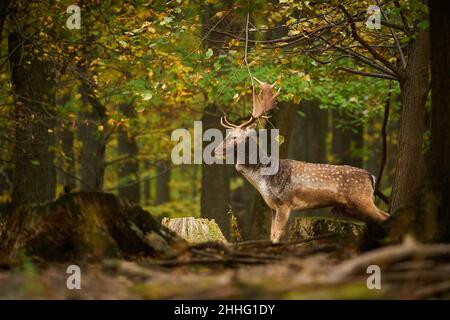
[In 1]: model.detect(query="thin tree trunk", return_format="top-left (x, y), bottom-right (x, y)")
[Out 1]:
top-left (9, 32), bottom-right (57, 206)
top-left (200, 105), bottom-right (230, 236)
top-left (76, 4), bottom-right (108, 192)
top-left (143, 160), bottom-right (151, 205)
top-left (200, 2), bottom-right (233, 238)
top-left (117, 104), bottom-right (140, 203)
top-left (390, 28), bottom-right (430, 214)
top-left (61, 123), bottom-right (76, 190)
top-left (156, 160), bottom-right (170, 205)
top-left (332, 109), bottom-right (363, 167)
top-left (0, 0), bottom-right (11, 47)
top-left (78, 109), bottom-right (105, 191)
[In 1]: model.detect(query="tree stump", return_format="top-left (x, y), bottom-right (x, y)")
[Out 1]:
top-left (162, 217), bottom-right (227, 243)
top-left (0, 192), bottom-right (186, 263)
top-left (286, 217), bottom-right (365, 241)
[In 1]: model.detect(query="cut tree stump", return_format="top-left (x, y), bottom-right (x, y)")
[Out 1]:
top-left (0, 192), bottom-right (186, 263)
top-left (162, 217), bottom-right (227, 243)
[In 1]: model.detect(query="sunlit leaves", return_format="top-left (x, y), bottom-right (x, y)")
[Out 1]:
top-left (140, 91), bottom-right (153, 101)
top-left (205, 48), bottom-right (214, 59)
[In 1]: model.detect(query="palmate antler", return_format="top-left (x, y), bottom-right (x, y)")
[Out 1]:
top-left (220, 78), bottom-right (281, 129)
top-left (251, 77), bottom-right (281, 118)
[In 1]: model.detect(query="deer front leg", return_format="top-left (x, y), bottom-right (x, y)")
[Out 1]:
top-left (270, 206), bottom-right (291, 243)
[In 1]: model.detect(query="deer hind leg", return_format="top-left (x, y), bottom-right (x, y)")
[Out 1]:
top-left (353, 199), bottom-right (389, 223)
top-left (270, 206), bottom-right (291, 243)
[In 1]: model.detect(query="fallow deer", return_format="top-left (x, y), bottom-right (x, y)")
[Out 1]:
top-left (214, 78), bottom-right (389, 243)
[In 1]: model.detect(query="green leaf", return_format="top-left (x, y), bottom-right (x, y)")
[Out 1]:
top-left (140, 91), bottom-right (153, 101)
top-left (418, 20), bottom-right (429, 30)
top-left (205, 48), bottom-right (213, 59)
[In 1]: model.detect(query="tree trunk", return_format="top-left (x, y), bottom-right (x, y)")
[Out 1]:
top-left (76, 7), bottom-right (108, 192)
top-left (290, 99), bottom-right (328, 163)
top-left (143, 160), bottom-right (152, 205)
top-left (390, 28), bottom-right (430, 214)
top-left (332, 109), bottom-right (363, 167)
top-left (429, 0), bottom-right (450, 241)
top-left (61, 123), bottom-right (76, 190)
top-left (117, 104), bottom-right (140, 203)
top-left (0, 0), bottom-right (11, 45)
top-left (156, 160), bottom-right (171, 205)
top-left (200, 2), bottom-right (233, 238)
top-left (78, 109), bottom-right (106, 191)
top-left (200, 105), bottom-right (231, 237)
top-left (9, 32), bottom-right (57, 206)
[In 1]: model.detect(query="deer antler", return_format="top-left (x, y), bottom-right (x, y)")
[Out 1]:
top-left (251, 77), bottom-right (281, 118)
top-left (220, 78), bottom-right (280, 129)
top-left (220, 116), bottom-right (239, 129)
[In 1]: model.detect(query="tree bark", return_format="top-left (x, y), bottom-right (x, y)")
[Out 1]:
top-left (156, 160), bottom-right (171, 205)
top-left (390, 28), bottom-right (430, 214)
top-left (143, 160), bottom-right (152, 205)
top-left (0, 0), bottom-right (11, 46)
top-left (9, 32), bottom-right (57, 206)
top-left (429, 0), bottom-right (450, 241)
top-left (117, 104), bottom-right (140, 203)
top-left (61, 123), bottom-right (76, 190)
top-left (200, 105), bottom-right (231, 237)
top-left (78, 108), bottom-right (106, 191)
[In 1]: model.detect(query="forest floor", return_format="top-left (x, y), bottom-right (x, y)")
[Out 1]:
top-left (1, 235), bottom-right (449, 299)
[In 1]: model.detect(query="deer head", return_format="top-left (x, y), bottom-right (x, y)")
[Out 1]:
top-left (214, 78), bottom-right (280, 158)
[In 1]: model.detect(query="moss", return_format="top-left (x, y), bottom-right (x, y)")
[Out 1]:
top-left (162, 217), bottom-right (227, 243)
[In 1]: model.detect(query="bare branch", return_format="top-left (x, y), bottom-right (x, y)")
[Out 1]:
top-left (337, 66), bottom-right (399, 81)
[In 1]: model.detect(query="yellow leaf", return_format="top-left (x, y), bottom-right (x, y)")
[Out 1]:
top-left (301, 74), bottom-right (311, 81)
top-left (98, 125), bottom-right (104, 132)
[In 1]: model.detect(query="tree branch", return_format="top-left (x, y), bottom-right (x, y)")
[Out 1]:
top-left (376, 80), bottom-right (393, 205)
top-left (377, 0), bottom-right (407, 69)
top-left (337, 4), bottom-right (404, 78)
top-left (336, 66), bottom-right (399, 80)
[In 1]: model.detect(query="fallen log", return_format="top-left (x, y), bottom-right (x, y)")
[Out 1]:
top-left (0, 192), bottom-right (186, 263)
top-left (329, 238), bottom-right (450, 281)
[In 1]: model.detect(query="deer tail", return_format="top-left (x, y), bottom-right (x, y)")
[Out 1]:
top-left (369, 173), bottom-right (390, 205)
top-left (370, 174), bottom-right (376, 192)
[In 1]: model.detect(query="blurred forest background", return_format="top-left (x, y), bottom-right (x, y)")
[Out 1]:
top-left (0, 0), bottom-right (448, 244)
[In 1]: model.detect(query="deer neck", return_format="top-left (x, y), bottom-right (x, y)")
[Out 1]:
top-left (236, 162), bottom-right (267, 190)
top-left (235, 153), bottom-right (275, 189)
top-left (234, 143), bottom-right (269, 179)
